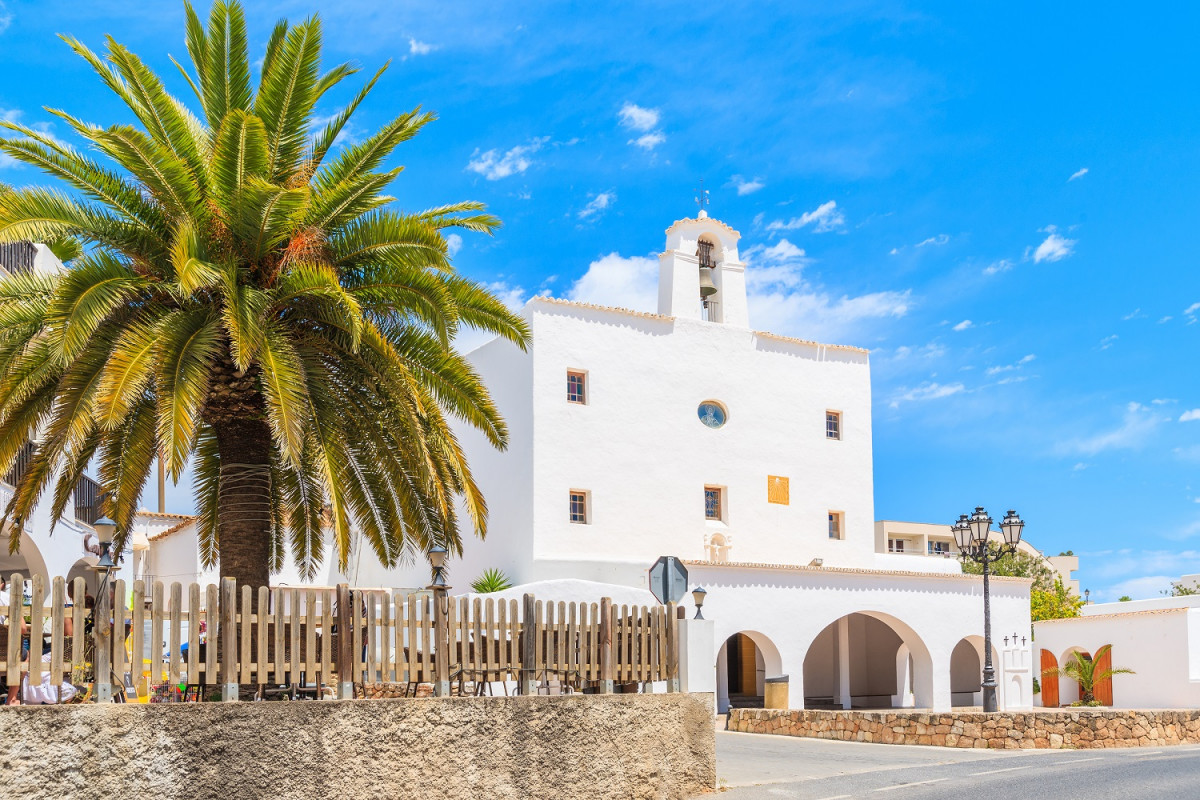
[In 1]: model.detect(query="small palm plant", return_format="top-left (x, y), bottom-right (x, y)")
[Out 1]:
top-left (470, 568), bottom-right (513, 594)
top-left (1042, 645), bottom-right (1134, 705)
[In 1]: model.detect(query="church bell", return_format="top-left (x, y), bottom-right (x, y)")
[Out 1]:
top-left (697, 239), bottom-right (718, 297)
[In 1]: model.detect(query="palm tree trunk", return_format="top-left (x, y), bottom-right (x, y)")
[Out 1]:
top-left (214, 416), bottom-right (273, 591)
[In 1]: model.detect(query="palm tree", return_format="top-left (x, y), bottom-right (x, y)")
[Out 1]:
top-left (1042, 645), bottom-right (1134, 705)
top-left (0, 1), bottom-right (529, 591)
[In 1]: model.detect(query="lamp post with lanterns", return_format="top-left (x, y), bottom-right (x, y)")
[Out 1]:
top-left (953, 507), bottom-right (1024, 713)
top-left (426, 545), bottom-right (451, 697)
top-left (87, 515), bottom-right (118, 703)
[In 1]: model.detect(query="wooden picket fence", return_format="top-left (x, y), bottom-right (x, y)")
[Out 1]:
top-left (1, 574), bottom-right (680, 701)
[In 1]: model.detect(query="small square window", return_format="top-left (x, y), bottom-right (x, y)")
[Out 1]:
top-left (569, 490), bottom-right (589, 524)
top-left (928, 540), bottom-right (950, 556)
top-left (826, 411), bottom-right (841, 440)
top-left (567, 371), bottom-right (587, 404)
top-left (705, 486), bottom-right (723, 521)
top-left (828, 512), bottom-right (843, 540)
top-left (888, 538), bottom-right (906, 553)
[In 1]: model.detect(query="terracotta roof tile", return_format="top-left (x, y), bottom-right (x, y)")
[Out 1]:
top-left (682, 559), bottom-right (1032, 583)
top-left (1035, 608), bottom-right (1190, 624)
top-left (148, 517), bottom-right (197, 542)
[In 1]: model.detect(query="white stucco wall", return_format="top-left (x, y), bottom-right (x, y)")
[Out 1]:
top-left (523, 299), bottom-right (876, 573)
top-left (1033, 608), bottom-right (1200, 709)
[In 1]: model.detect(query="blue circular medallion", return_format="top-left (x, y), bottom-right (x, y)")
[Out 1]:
top-left (698, 402), bottom-right (727, 429)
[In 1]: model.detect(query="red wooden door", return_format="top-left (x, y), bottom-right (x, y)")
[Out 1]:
top-left (1040, 649), bottom-right (1059, 707)
top-left (1094, 646), bottom-right (1114, 706)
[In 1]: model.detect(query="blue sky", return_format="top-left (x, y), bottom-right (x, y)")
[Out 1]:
top-left (1, 1), bottom-right (1197, 600)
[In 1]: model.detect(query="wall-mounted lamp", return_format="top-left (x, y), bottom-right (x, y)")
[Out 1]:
top-left (691, 586), bottom-right (707, 620)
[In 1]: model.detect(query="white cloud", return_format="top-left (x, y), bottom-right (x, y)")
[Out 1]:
top-left (982, 259), bottom-right (1014, 275)
top-left (1032, 232), bottom-right (1076, 263)
top-left (985, 354), bottom-right (1036, 376)
top-left (629, 131), bottom-right (665, 150)
top-left (952, 319), bottom-right (972, 332)
top-left (446, 233), bottom-right (462, 258)
top-left (1186, 302), bottom-right (1200, 324)
top-left (916, 234), bottom-right (950, 247)
top-left (0, 3), bottom-right (10, 35)
top-left (1098, 334), bottom-right (1118, 351)
top-left (577, 191), bottom-right (615, 221)
top-left (766, 200), bottom-right (846, 234)
top-left (1072, 463), bottom-right (1087, 471)
top-left (730, 175), bottom-right (765, 196)
top-left (617, 103), bottom-right (665, 150)
top-left (1122, 308), bottom-right (1143, 321)
top-left (1159, 316), bottom-right (1173, 324)
top-left (1180, 409), bottom-right (1200, 423)
top-left (466, 137), bottom-right (548, 180)
top-left (1152, 398), bottom-right (1177, 405)
top-left (566, 252), bottom-right (659, 312)
top-left (1056, 401), bottom-right (1160, 456)
top-left (888, 382), bottom-right (965, 409)
top-left (408, 38), bottom-right (435, 56)
top-left (1068, 167), bottom-right (1089, 181)
top-left (617, 103), bottom-right (659, 132)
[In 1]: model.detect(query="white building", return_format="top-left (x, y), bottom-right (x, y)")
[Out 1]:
top-left (358, 209), bottom-right (1034, 712)
top-left (1033, 593), bottom-right (1200, 709)
top-left (876, 520), bottom-right (1081, 595)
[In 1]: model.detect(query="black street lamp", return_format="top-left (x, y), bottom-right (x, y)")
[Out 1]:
top-left (953, 506), bottom-right (1024, 713)
top-left (426, 545), bottom-right (451, 697)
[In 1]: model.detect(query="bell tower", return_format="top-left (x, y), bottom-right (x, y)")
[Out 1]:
top-left (657, 206), bottom-right (748, 326)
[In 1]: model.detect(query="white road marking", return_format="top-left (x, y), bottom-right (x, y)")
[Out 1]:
top-left (1050, 757), bottom-right (1104, 766)
top-left (970, 766), bottom-right (1024, 776)
top-left (1129, 751), bottom-right (1162, 757)
top-left (811, 796), bottom-right (852, 800)
top-left (873, 778), bottom-right (947, 792)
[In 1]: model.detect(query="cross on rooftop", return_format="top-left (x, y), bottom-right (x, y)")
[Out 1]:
top-left (695, 180), bottom-right (710, 215)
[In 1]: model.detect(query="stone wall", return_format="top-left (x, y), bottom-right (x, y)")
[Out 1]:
top-left (728, 708), bottom-right (1200, 749)
top-left (0, 693), bottom-right (715, 799)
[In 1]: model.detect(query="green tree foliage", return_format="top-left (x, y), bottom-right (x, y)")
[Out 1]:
top-left (1118, 595), bottom-right (1132, 602)
top-left (1041, 644), bottom-right (1134, 705)
top-left (0, 2), bottom-right (529, 590)
top-left (470, 568), bottom-right (513, 594)
top-left (1031, 577), bottom-right (1085, 622)
top-left (1163, 582), bottom-right (1199, 597)
top-left (959, 542), bottom-right (1056, 591)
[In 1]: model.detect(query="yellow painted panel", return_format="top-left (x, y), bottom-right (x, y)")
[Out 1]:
top-left (767, 475), bottom-right (789, 505)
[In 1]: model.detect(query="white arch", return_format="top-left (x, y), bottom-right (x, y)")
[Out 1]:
top-left (0, 528), bottom-right (50, 584)
top-left (1058, 646), bottom-right (1092, 706)
top-left (800, 610), bottom-right (937, 710)
top-left (715, 629), bottom-right (784, 713)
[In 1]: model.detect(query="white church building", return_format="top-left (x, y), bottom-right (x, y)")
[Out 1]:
top-left (2, 214), bottom-right (1039, 713)
top-left (386, 208), bottom-right (1036, 713)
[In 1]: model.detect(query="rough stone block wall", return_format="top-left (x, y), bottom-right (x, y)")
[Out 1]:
top-left (727, 708), bottom-right (1200, 749)
top-left (0, 693), bottom-right (715, 799)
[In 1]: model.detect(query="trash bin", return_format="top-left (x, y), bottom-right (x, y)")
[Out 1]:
top-left (764, 674), bottom-right (789, 710)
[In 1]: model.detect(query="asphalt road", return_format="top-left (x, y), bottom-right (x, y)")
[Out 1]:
top-left (707, 729), bottom-right (1200, 799)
